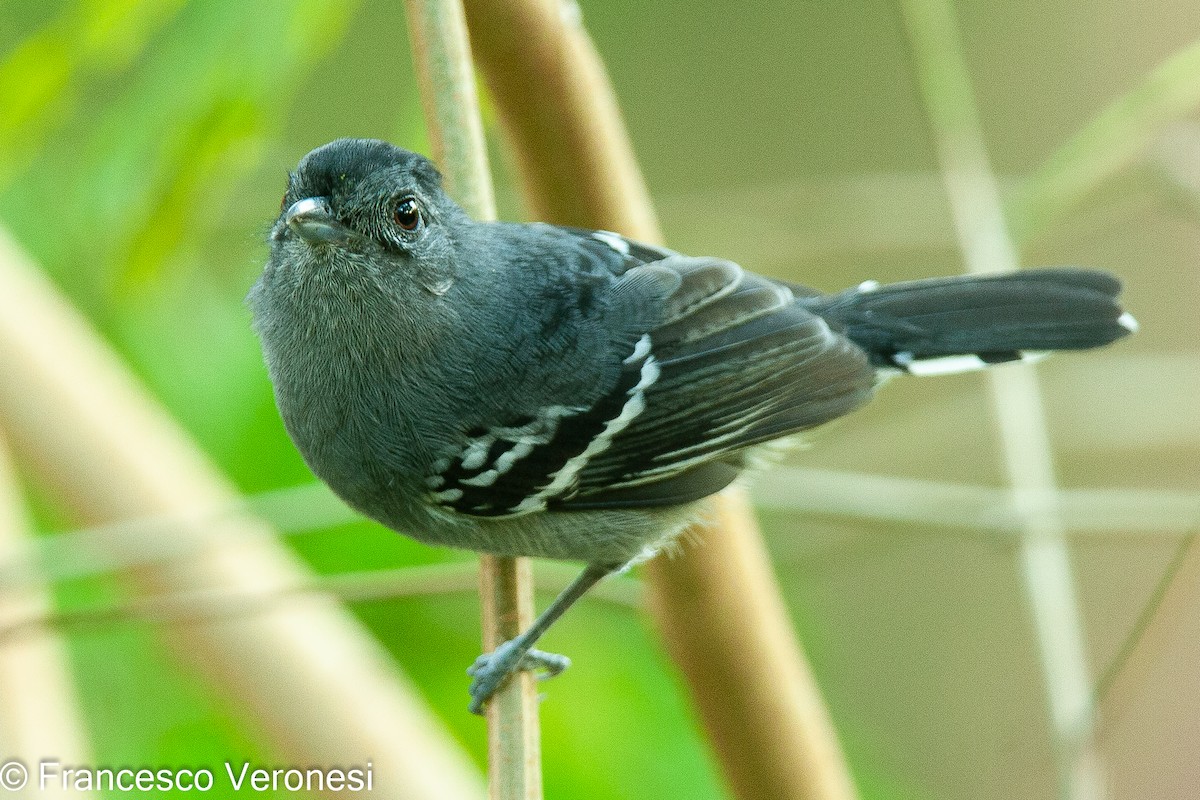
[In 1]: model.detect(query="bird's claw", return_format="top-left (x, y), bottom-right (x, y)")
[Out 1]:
top-left (467, 642), bottom-right (571, 714)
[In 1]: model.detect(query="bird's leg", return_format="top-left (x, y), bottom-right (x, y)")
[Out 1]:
top-left (468, 561), bottom-right (622, 714)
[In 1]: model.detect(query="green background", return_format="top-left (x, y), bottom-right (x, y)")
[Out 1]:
top-left (0, 0), bottom-right (1195, 797)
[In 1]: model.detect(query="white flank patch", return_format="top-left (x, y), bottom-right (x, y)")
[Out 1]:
top-left (513, 352), bottom-right (660, 513)
top-left (1118, 312), bottom-right (1139, 333)
top-left (592, 230), bottom-right (631, 256)
top-left (857, 279), bottom-right (881, 292)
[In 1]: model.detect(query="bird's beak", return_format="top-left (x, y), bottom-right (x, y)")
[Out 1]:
top-left (285, 197), bottom-right (354, 245)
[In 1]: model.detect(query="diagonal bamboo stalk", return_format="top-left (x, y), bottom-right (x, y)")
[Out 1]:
top-left (0, 226), bottom-right (486, 800)
top-left (463, 1), bottom-right (858, 797)
top-left (404, 0), bottom-right (542, 797)
top-left (1010, 37), bottom-right (1200, 244)
top-left (0, 431), bottom-right (97, 800)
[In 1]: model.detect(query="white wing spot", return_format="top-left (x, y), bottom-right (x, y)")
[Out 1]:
top-left (460, 437), bottom-right (494, 470)
top-left (430, 406), bottom-right (581, 509)
top-left (514, 351), bottom-right (660, 513)
top-left (494, 441), bottom-right (535, 474)
top-left (592, 230), bottom-right (631, 256)
top-left (770, 282), bottom-right (795, 308)
top-left (623, 333), bottom-right (652, 364)
top-left (460, 469), bottom-right (500, 488)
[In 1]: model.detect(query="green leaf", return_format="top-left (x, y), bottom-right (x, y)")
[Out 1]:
top-left (1011, 37), bottom-right (1200, 244)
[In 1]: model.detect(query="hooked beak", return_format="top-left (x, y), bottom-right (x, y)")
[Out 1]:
top-left (285, 197), bottom-right (354, 245)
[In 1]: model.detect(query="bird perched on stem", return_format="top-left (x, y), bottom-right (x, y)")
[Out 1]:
top-left (249, 138), bottom-right (1136, 714)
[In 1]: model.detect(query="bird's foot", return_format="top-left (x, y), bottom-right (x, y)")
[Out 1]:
top-left (467, 642), bottom-right (570, 715)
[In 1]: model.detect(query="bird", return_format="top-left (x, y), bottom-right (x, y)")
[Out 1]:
top-left (248, 137), bottom-right (1136, 713)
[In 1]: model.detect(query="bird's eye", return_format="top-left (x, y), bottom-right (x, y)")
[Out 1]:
top-left (394, 197), bottom-right (421, 231)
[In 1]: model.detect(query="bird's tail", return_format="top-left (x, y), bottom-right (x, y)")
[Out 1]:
top-left (805, 268), bottom-right (1136, 375)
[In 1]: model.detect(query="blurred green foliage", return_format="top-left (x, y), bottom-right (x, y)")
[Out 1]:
top-left (2, 0), bottom-right (1198, 798)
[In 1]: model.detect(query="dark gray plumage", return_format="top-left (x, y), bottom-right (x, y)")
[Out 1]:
top-left (249, 138), bottom-right (1135, 712)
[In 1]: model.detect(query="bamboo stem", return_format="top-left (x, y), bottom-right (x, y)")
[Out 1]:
top-left (405, 1), bottom-right (542, 797)
top-left (461, 0), bottom-right (656, 234)
top-left (478, 555), bottom-right (543, 799)
top-left (0, 226), bottom-right (486, 800)
top-left (647, 493), bottom-right (859, 799)
top-left (464, 1), bottom-right (857, 797)
top-left (405, 0), bottom-right (496, 218)
top-left (0, 431), bottom-right (97, 800)
top-left (899, 1), bottom-right (1106, 797)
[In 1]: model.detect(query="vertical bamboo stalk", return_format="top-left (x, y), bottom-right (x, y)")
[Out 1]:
top-left (0, 225), bottom-right (487, 800)
top-left (478, 556), bottom-right (543, 799)
top-left (405, 1), bottom-right (542, 797)
top-left (463, 1), bottom-right (858, 797)
top-left (899, 1), bottom-right (1106, 797)
top-left (646, 493), bottom-right (859, 800)
top-left (405, 0), bottom-right (496, 219)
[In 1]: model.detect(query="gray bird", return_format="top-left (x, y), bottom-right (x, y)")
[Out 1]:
top-left (249, 138), bottom-right (1135, 713)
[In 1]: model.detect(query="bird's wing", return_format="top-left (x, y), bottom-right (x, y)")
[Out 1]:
top-left (426, 229), bottom-right (875, 516)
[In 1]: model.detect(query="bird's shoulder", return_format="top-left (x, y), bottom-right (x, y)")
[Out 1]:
top-left (475, 222), bottom-right (676, 279)
top-left (459, 223), bottom-right (680, 361)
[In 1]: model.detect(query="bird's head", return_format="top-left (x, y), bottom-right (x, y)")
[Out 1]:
top-left (268, 138), bottom-right (463, 295)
